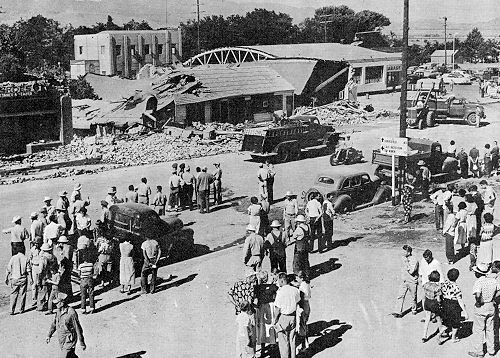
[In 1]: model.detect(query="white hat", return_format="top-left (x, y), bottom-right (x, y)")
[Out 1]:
top-left (43, 196), bottom-right (52, 202)
top-left (30, 212), bottom-right (38, 219)
top-left (74, 183), bottom-right (82, 191)
top-left (296, 214), bottom-right (306, 222)
top-left (58, 236), bottom-right (69, 243)
top-left (246, 224), bottom-right (256, 232)
top-left (58, 191), bottom-right (67, 197)
top-left (52, 292), bottom-right (68, 304)
top-left (270, 220), bottom-right (281, 227)
top-left (285, 191), bottom-right (293, 197)
top-left (41, 243), bottom-right (52, 251)
top-left (11, 215), bottom-right (21, 224)
top-left (473, 263), bottom-right (490, 275)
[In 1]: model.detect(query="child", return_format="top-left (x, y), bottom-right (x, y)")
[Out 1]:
top-left (296, 270), bottom-right (311, 353)
top-left (236, 300), bottom-right (256, 358)
top-left (152, 185), bottom-right (167, 215)
top-left (78, 252), bottom-right (95, 314)
top-left (422, 270), bottom-right (445, 344)
top-left (477, 212), bottom-right (495, 267)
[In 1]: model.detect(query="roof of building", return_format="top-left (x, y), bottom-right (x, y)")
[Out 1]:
top-left (431, 50), bottom-right (458, 57)
top-left (243, 43), bottom-right (401, 63)
top-left (84, 73), bottom-right (152, 102)
top-left (240, 59), bottom-right (317, 95)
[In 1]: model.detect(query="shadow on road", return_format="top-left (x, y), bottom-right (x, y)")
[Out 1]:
top-left (154, 273), bottom-right (198, 293)
top-left (299, 320), bottom-right (352, 358)
top-left (331, 236), bottom-right (363, 250)
top-left (116, 351), bottom-right (147, 358)
top-left (309, 258), bottom-right (342, 280)
top-left (93, 294), bottom-right (140, 314)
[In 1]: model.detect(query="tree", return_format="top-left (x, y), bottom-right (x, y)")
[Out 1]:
top-left (460, 28), bottom-right (485, 63)
top-left (105, 15), bottom-right (121, 31)
top-left (0, 54), bottom-right (25, 82)
top-left (354, 10), bottom-right (391, 33)
top-left (123, 19), bottom-right (152, 31)
top-left (68, 76), bottom-right (100, 100)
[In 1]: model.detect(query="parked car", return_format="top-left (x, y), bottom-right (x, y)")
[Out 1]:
top-left (441, 72), bottom-right (472, 85)
top-left (302, 171), bottom-right (391, 213)
top-left (109, 203), bottom-right (194, 269)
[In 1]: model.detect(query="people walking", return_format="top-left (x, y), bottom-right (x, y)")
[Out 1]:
top-left (3, 216), bottom-right (30, 256)
top-left (212, 162), bottom-right (223, 205)
top-left (392, 245), bottom-right (419, 318)
top-left (137, 177), bottom-right (152, 205)
top-left (257, 163), bottom-right (268, 199)
top-left (468, 263), bottom-right (498, 357)
top-left (243, 225), bottom-right (264, 273)
top-left (247, 197), bottom-right (262, 235)
top-left (196, 166), bottom-right (213, 214)
top-left (291, 215), bottom-right (310, 275)
top-left (140, 236), bottom-right (161, 294)
top-left (78, 252), bottom-right (95, 314)
top-left (441, 268), bottom-right (468, 343)
top-left (119, 236), bottom-right (135, 295)
top-left (305, 193), bottom-right (322, 252)
top-left (5, 247), bottom-right (29, 315)
top-left (419, 250), bottom-right (444, 286)
top-left (46, 292), bottom-right (86, 357)
top-left (296, 270), bottom-right (311, 353)
top-left (283, 191), bottom-right (298, 240)
top-left (235, 300), bottom-right (256, 358)
top-left (431, 186), bottom-right (446, 231)
top-left (422, 271), bottom-right (446, 344)
top-left (264, 220), bottom-right (286, 273)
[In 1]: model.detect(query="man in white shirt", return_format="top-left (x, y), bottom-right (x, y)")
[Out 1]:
top-left (480, 180), bottom-right (496, 216)
top-left (430, 186), bottom-right (446, 231)
top-left (168, 169), bottom-right (182, 211)
top-left (273, 272), bottom-right (300, 358)
top-left (447, 140), bottom-right (457, 157)
top-left (283, 191), bottom-right (298, 240)
top-left (305, 193), bottom-right (323, 252)
top-left (257, 163), bottom-right (269, 198)
top-left (419, 249), bottom-right (444, 285)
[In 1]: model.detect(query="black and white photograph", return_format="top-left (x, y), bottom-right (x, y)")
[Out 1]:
top-left (1, 0), bottom-right (500, 357)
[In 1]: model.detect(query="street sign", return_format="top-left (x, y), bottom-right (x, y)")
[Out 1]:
top-left (380, 137), bottom-right (408, 156)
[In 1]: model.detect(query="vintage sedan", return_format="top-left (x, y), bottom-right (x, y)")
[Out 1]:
top-left (441, 72), bottom-right (472, 85)
top-left (302, 171), bottom-right (392, 213)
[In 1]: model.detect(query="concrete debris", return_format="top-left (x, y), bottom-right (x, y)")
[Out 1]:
top-left (295, 100), bottom-right (397, 126)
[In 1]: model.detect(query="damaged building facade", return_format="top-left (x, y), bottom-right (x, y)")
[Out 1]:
top-left (71, 29), bottom-right (182, 79)
top-left (0, 81), bottom-right (73, 154)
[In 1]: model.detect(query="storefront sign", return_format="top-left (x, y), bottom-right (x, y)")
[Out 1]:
top-left (0, 81), bottom-right (45, 98)
top-left (387, 65), bottom-right (402, 72)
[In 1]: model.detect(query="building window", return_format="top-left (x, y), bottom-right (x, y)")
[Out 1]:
top-left (100, 45), bottom-right (105, 54)
top-left (263, 100), bottom-right (269, 108)
top-left (158, 44), bottom-right (163, 54)
top-left (79, 46), bottom-right (83, 55)
top-left (144, 44), bottom-right (150, 54)
top-left (365, 66), bottom-right (384, 84)
top-left (387, 71), bottom-right (400, 87)
top-left (130, 45), bottom-right (136, 55)
top-left (115, 45), bottom-right (122, 55)
top-left (101, 71), bottom-right (106, 75)
top-left (352, 67), bottom-right (362, 84)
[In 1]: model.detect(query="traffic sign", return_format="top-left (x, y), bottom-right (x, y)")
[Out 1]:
top-left (380, 137), bottom-right (408, 156)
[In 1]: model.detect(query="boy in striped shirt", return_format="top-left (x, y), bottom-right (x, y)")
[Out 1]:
top-left (78, 253), bottom-right (95, 314)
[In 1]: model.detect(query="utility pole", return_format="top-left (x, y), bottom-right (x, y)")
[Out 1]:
top-left (319, 14), bottom-right (333, 43)
top-left (397, 0), bottom-right (409, 204)
top-left (443, 17), bottom-right (448, 69)
top-left (196, 0), bottom-right (201, 54)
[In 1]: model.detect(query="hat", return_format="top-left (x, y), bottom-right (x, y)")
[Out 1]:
top-left (107, 187), bottom-right (116, 194)
top-left (30, 212), bottom-right (38, 219)
top-left (52, 292), bottom-right (68, 304)
top-left (402, 245), bottom-right (412, 252)
top-left (58, 236), bottom-right (69, 243)
top-left (185, 165), bottom-right (191, 171)
top-left (41, 243), bottom-right (52, 251)
top-left (40, 207), bottom-right (48, 214)
top-left (479, 180), bottom-right (488, 185)
top-left (74, 183), bottom-right (82, 191)
top-left (213, 162), bottom-right (220, 166)
top-left (11, 215), bottom-right (21, 223)
top-left (246, 224), bottom-right (256, 232)
top-left (417, 160), bottom-right (426, 166)
top-left (296, 214), bottom-right (306, 222)
top-left (285, 191), bottom-right (293, 197)
top-left (101, 200), bottom-right (108, 207)
top-left (270, 220), bottom-right (281, 227)
top-left (202, 166), bottom-right (208, 171)
top-left (172, 163), bottom-right (178, 168)
top-left (259, 163), bottom-right (264, 167)
top-left (473, 263), bottom-right (490, 275)
top-left (43, 196), bottom-right (52, 202)
top-left (58, 191), bottom-right (67, 197)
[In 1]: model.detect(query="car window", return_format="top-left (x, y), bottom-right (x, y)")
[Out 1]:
top-left (452, 99), bottom-right (462, 105)
top-left (317, 176), bottom-right (335, 185)
top-left (341, 178), bottom-right (351, 189)
top-left (114, 212), bottom-right (131, 226)
top-left (361, 174), bottom-right (371, 184)
top-left (351, 176), bottom-right (361, 186)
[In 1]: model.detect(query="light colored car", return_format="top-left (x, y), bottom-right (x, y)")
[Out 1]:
top-left (441, 72), bottom-right (472, 85)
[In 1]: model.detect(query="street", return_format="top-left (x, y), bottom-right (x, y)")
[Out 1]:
top-left (1, 86), bottom-right (500, 357)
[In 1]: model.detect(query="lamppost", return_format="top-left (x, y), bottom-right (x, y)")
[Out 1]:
top-left (441, 17), bottom-right (448, 69)
top-left (452, 33), bottom-right (458, 70)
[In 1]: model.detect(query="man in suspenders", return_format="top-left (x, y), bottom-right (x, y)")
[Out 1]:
top-left (291, 215), bottom-right (310, 275)
top-left (265, 220), bottom-right (286, 272)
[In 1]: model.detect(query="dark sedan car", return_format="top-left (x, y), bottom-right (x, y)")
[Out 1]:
top-left (302, 171), bottom-right (391, 213)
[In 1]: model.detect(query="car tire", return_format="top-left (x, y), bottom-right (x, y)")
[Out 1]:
top-left (426, 111), bottom-right (436, 127)
top-left (418, 118), bottom-right (425, 130)
top-left (467, 112), bottom-right (477, 126)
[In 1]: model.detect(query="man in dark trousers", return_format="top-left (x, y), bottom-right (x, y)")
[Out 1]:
top-left (140, 237), bottom-right (161, 294)
top-left (196, 166), bottom-right (214, 214)
top-left (457, 148), bottom-right (469, 179)
top-left (265, 160), bottom-right (276, 204)
top-left (46, 292), bottom-right (86, 357)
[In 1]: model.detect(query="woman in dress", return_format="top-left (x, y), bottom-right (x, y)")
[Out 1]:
top-left (441, 268), bottom-right (468, 343)
top-left (254, 271), bottom-right (278, 356)
top-left (296, 270), bottom-right (312, 353)
top-left (247, 197), bottom-right (262, 235)
top-left (465, 194), bottom-right (478, 270)
top-left (235, 300), bottom-right (256, 358)
top-left (454, 202), bottom-right (468, 250)
top-left (477, 212), bottom-right (495, 267)
top-left (119, 236), bottom-right (135, 294)
top-left (422, 270), bottom-right (445, 343)
top-left (402, 171), bottom-right (417, 223)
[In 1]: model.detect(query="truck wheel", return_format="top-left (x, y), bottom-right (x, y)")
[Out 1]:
top-left (418, 118), bottom-right (425, 130)
top-left (329, 154), bottom-right (338, 166)
top-left (426, 111), bottom-right (436, 127)
top-left (467, 113), bottom-right (477, 126)
top-left (277, 147), bottom-right (291, 163)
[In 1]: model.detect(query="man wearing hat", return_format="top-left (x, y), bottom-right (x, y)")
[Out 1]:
top-left (105, 186), bottom-right (122, 206)
top-left (46, 292), bottom-right (86, 357)
top-left (257, 163), bottom-right (269, 199)
top-left (212, 162), bottom-right (223, 205)
top-left (418, 160), bottom-right (431, 200)
top-left (392, 245), bottom-right (419, 318)
top-left (243, 224), bottom-right (264, 273)
top-left (137, 177), bottom-right (152, 205)
top-left (283, 191), bottom-right (298, 240)
top-left (38, 243), bottom-right (57, 312)
top-left (168, 168), bottom-right (182, 211)
top-left (70, 183), bottom-right (82, 203)
top-left (76, 207), bottom-right (92, 239)
top-left (44, 215), bottom-right (63, 247)
top-left (196, 166), bottom-right (214, 214)
top-left (5, 244), bottom-right (29, 315)
top-left (3, 216), bottom-right (30, 256)
top-left (480, 179), bottom-right (496, 216)
top-left (469, 263), bottom-right (498, 357)
top-left (30, 211), bottom-right (45, 248)
top-left (264, 220), bottom-right (286, 272)
top-left (56, 191), bottom-right (70, 214)
top-left (43, 196), bottom-right (55, 223)
top-left (181, 165), bottom-right (195, 210)
top-left (100, 200), bottom-right (110, 232)
top-left (430, 186), bottom-right (447, 231)
top-left (28, 236), bottom-right (44, 306)
top-left (56, 207), bottom-right (71, 236)
top-left (265, 160), bottom-right (276, 204)
top-left (291, 215), bottom-right (310, 275)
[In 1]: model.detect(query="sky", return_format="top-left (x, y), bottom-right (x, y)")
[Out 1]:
top-left (0, 0), bottom-right (499, 27)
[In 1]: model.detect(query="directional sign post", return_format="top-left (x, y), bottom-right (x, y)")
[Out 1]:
top-left (380, 137), bottom-right (409, 206)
